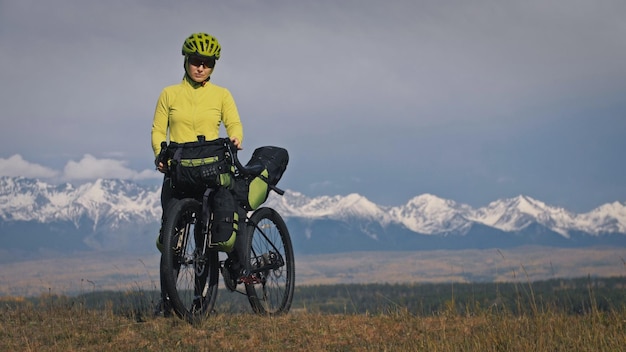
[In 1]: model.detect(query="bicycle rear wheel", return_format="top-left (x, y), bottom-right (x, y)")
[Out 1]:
top-left (243, 207), bottom-right (295, 315)
top-left (160, 198), bottom-right (219, 322)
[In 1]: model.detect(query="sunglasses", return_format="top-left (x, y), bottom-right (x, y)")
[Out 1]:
top-left (188, 56), bottom-right (216, 68)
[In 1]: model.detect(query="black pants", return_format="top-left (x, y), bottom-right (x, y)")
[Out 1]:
top-left (160, 176), bottom-right (178, 219)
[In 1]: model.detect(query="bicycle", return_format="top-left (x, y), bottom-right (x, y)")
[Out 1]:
top-left (157, 138), bottom-right (295, 322)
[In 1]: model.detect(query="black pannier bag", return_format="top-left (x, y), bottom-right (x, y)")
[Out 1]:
top-left (233, 146), bottom-right (289, 210)
top-left (167, 136), bottom-right (233, 193)
top-left (206, 187), bottom-right (238, 252)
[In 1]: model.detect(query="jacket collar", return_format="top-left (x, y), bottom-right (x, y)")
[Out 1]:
top-left (183, 74), bottom-right (211, 88)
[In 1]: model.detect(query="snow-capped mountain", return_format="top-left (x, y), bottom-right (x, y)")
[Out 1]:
top-left (0, 177), bottom-right (161, 252)
top-left (269, 191), bottom-right (626, 237)
top-left (0, 177), bottom-right (161, 226)
top-left (1, 176), bottom-right (625, 254)
top-left (388, 194), bottom-right (474, 235)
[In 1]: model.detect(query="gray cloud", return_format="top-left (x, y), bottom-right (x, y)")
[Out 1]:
top-left (1, 0), bottom-right (625, 211)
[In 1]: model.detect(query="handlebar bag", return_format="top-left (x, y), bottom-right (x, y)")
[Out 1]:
top-left (168, 137), bottom-right (233, 193)
top-left (234, 146), bottom-right (288, 210)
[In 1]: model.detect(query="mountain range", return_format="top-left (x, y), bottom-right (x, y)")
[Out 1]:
top-left (1, 176), bottom-right (625, 256)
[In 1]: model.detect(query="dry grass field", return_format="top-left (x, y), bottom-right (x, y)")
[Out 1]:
top-left (1, 246), bottom-right (625, 351)
top-left (1, 296), bottom-right (625, 351)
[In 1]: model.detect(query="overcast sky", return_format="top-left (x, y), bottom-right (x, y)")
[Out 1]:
top-left (1, 0), bottom-right (625, 212)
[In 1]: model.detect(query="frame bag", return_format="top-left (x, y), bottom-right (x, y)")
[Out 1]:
top-left (234, 146), bottom-right (289, 210)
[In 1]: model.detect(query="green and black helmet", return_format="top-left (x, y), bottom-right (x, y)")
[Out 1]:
top-left (182, 33), bottom-right (221, 60)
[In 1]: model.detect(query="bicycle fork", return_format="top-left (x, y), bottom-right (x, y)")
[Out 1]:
top-left (193, 225), bottom-right (210, 305)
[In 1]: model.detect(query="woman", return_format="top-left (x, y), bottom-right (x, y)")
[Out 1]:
top-left (151, 32), bottom-right (244, 315)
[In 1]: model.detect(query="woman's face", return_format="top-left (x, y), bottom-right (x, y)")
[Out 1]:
top-left (187, 57), bottom-right (214, 83)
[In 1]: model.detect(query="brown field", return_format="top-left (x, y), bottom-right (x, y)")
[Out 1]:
top-left (1, 246), bottom-right (625, 297)
top-left (1, 297), bottom-right (625, 351)
top-left (1, 246), bottom-right (626, 351)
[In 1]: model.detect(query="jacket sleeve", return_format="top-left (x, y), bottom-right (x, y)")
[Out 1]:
top-left (221, 88), bottom-right (244, 143)
top-left (151, 89), bottom-right (170, 158)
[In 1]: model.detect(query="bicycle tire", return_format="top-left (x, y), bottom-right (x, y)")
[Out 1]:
top-left (160, 198), bottom-right (220, 322)
top-left (243, 207), bottom-right (295, 315)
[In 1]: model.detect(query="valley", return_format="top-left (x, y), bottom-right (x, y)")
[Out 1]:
top-left (2, 246), bottom-right (624, 297)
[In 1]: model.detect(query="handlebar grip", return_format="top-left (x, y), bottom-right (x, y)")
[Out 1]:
top-left (225, 138), bottom-right (247, 174)
top-left (156, 141), bottom-right (169, 172)
top-left (157, 142), bottom-right (168, 161)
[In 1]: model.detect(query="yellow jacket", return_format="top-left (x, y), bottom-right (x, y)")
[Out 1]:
top-left (151, 76), bottom-right (243, 157)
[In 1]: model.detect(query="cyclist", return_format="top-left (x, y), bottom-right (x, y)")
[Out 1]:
top-left (151, 32), bottom-right (244, 316)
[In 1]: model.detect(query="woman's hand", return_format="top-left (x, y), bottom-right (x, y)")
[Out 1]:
top-left (155, 160), bottom-right (166, 173)
top-left (230, 137), bottom-right (243, 150)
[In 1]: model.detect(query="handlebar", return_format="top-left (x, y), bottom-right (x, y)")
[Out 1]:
top-left (158, 137), bottom-right (285, 196)
top-left (222, 138), bottom-right (262, 177)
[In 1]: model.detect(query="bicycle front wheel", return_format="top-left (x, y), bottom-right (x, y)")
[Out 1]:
top-left (160, 198), bottom-right (219, 322)
top-left (244, 207), bottom-right (295, 315)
